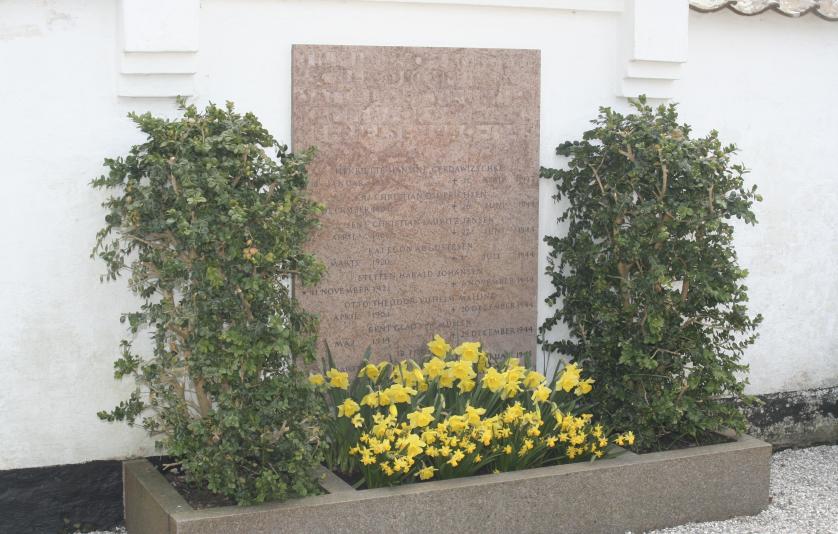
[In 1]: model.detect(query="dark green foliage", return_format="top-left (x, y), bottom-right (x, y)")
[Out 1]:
top-left (540, 97), bottom-right (762, 450)
top-left (92, 100), bottom-right (327, 504)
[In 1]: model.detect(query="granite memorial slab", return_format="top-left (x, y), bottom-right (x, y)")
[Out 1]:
top-left (292, 44), bottom-right (540, 367)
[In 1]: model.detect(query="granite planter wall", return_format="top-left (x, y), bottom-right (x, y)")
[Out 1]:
top-left (123, 431), bottom-right (770, 534)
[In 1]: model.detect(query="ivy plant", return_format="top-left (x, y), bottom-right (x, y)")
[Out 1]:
top-left (540, 97), bottom-right (762, 450)
top-left (93, 100), bottom-right (327, 504)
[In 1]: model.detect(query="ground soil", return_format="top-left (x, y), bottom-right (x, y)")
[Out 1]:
top-left (148, 457), bottom-right (234, 509)
top-left (632, 430), bottom-right (734, 454)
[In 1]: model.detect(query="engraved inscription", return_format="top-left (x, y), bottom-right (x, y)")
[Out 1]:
top-left (293, 45), bottom-right (540, 368)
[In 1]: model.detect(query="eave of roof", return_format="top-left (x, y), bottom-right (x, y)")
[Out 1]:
top-left (690, 0), bottom-right (838, 20)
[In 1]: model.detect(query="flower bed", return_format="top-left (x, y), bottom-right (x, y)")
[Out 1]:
top-left (124, 430), bottom-right (770, 534)
top-left (312, 337), bottom-right (634, 489)
top-left (123, 336), bottom-right (771, 533)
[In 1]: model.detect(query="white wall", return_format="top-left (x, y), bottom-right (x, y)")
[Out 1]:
top-left (678, 10), bottom-right (838, 394)
top-left (0, 0), bottom-right (835, 470)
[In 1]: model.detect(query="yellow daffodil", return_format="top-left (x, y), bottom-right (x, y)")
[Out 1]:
top-left (464, 405), bottom-right (486, 425)
top-left (532, 385), bottom-right (551, 403)
top-left (448, 415), bottom-right (468, 433)
top-left (439, 369), bottom-right (456, 388)
top-left (481, 429), bottom-right (493, 446)
top-left (333, 345), bottom-right (621, 487)
top-left (360, 391), bottom-right (379, 408)
top-left (308, 373), bottom-right (325, 386)
top-left (421, 430), bottom-right (438, 444)
top-left (404, 367), bottom-right (425, 388)
top-left (417, 466), bottom-right (437, 480)
top-left (378, 389), bottom-right (392, 406)
top-left (326, 368), bottom-right (349, 390)
top-left (392, 457), bottom-right (407, 472)
top-left (337, 398), bottom-right (360, 418)
top-left (458, 378), bottom-right (476, 393)
top-left (482, 367), bottom-right (506, 392)
top-left (523, 370), bottom-right (546, 389)
top-left (358, 363), bottom-right (381, 381)
top-left (360, 450), bottom-right (376, 465)
top-left (447, 449), bottom-right (465, 467)
top-left (574, 377), bottom-right (594, 396)
top-left (407, 407), bottom-right (435, 428)
top-left (427, 334), bottom-right (451, 357)
top-left (390, 364), bottom-right (405, 385)
top-left (556, 363), bottom-right (581, 393)
top-left (501, 379), bottom-right (522, 399)
top-left (423, 357), bottom-right (445, 379)
top-left (502, 402), bottom-right (524, 423)
top-left (518, 438), bottom-right (534, 457)
top-left (477, 351), bottom-right (489, 372)
top-left (398, 434), bottom-right (426, 458)
top-left (385, 384), bottom-right (416, 404)
top-left (453, 341), bottom-right (481, 362)
top-left (505, 359), bottom-right (526, 382)
top-left (447, 360), bottom-right (476, 381)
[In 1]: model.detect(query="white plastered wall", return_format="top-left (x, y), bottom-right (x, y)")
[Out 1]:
top-left (0, 0), bottom-right (835, 469)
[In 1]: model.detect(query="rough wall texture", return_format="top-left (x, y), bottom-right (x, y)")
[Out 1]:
top-left (745, 386), bottom-right (838, 449)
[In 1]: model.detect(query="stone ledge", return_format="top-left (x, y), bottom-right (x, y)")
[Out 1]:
top-left (124, 432), bottom-right (771, 534)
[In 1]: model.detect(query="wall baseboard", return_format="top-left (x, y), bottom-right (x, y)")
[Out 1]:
top-left (0, 460), bottom-right (123, 534)
top-left (744, 385), bottom-right (838, 450)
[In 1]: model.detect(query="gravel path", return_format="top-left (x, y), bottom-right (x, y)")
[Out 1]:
top-left (649, 444), bottom-right (838, 534)
top-left (79, 445), bottom-right (837, 534)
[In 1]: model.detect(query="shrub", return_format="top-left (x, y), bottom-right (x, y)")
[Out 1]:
top-left (311, 336), bottom-right (633, 488)
top-left (540, 97), bottom-right (762, 450)
top-left (93, 100), bottom-right (326, 504)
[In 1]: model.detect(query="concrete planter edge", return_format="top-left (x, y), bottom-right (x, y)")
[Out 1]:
top-left (123, 431), bottom-right (771, 534)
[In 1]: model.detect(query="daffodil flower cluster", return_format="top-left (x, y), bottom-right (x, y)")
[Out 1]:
top-left (310, 336), bottom-right (634, 488)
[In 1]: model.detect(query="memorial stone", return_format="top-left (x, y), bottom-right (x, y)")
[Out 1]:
top-left (293, 45), bottom-right (540, 368)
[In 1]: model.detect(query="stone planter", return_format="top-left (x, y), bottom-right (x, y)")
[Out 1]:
top-left (123, 431), bottom-right (770, 534)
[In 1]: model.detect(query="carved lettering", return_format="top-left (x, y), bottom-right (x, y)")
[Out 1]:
top-left (293, 45), bottom-right (540, 367)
